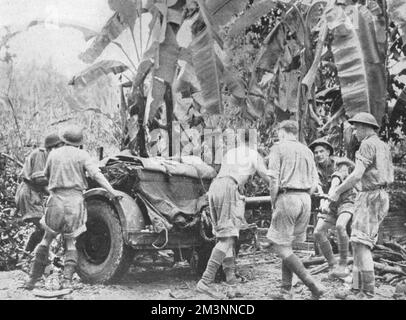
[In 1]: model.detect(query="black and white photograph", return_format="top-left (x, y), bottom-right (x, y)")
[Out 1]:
top-left (1, 0), bottom-right (406, 305)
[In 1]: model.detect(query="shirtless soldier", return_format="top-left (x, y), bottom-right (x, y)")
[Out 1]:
top-left (313, 157), bottom-right (356, 278)
top-left (267, 120), bottom-right (325, 299)
top-left (330, 112), bottom-right (394, 299)
top-left (196, 130), bottom-right (270, 299)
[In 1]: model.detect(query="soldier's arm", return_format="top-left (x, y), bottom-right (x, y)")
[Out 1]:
top-left (310, 158), bottom-right (320, 195)
top-left (267, 146), bottom-right (280, 207)
top-left (84, 155), bottom-right (121, 198)
top-left (255, 154), bottom-right (271, 185)
top-left (93, 172), bottom-right (121, 199)
top-left (332, 142), bottom-right (372, 199)
top-left (332, 161), bottom-right (365, 198)
top-left (328, 176), bottom-right (341, 196)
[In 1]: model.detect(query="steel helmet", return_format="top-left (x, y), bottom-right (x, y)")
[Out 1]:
top-left (348, 112), bottom-right (380, 129)
top-left (59, 125), bottom-right (84, 147)
top-left (44, 133), bottom-right (61, 148)
top-left (309, 137), bottom-right (334, 155)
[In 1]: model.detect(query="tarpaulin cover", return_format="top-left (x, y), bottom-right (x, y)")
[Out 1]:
top-left (134, 169), bottom-right (212, 232)
top-left (102, 154), bottom-right (216, 233)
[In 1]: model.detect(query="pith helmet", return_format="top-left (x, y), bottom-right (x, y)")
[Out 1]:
top-left (309, 138), bottom-right (334, 155)
top-left (59, 125), bottom-right (84, 147)
top-left (348, 112), bottom-right (380, 129)
top-left (335, 157), bottom-right (355, 170)
top-left (44, 133), bottom-right (61, 148)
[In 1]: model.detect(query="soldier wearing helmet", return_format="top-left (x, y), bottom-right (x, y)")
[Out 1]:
top-left (309, 138), bottom-right (335, 194)
top-left (25, 125), bottom-right (121, 291)
top-left (330, 112), bottom-right (394, 299)
top-left (313, 155), bottom-right (357, 280)
top-left (15, 133), bottom-right (63, 253)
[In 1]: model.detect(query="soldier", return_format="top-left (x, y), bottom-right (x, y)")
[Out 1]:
top-left (267, 120), bottom-right (325, 299)
top-left (24, 125), bottom-right (121, 290)
top-left (15, 133), bottom-right (62, 253)
top-left (196, 130), bottom-right (270, 299)
top-left (313, 157), bottom-right (356, 278)
top-left (309, 138), bottom-right (335, 195)
top-left (330, 112), bottom-right (394, 299)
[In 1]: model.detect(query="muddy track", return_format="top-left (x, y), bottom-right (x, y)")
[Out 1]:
top-left (0, 250), bottom-right (400, 300)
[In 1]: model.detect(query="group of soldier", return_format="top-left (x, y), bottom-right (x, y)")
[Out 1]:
top-left (14, 111), bottom-right (393, 300)
top-left (15, 125), bottom-right (119, 290)
top-left (197, 112), bottom-right (394, 300)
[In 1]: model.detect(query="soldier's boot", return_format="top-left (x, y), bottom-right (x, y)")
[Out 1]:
top-left (318, 240), bottom-right (337, 270)
top-left (284, 254), bottom-right (325, 299)
top-left (25, 227), bottom-right (45, 253)
top-left (222, 257), bottom-right (238, 285)
top-left (360, 271), bottom-right (375, 298)
top-left (196, 249), bottom-right (226, 299)
top-left (24, 245), bottom-right (49, 290)
top-left (331, 233), bottom-right (350, 279)
top-left (222, 256), bottom-right (243, 298)
top-left (61, 250), bottom-right (78, 289)
top-left (270, 261), bottom-right (294, 300)
top-left (334, 267), bottom-right (361, 300)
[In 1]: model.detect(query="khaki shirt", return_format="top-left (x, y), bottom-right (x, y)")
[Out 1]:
top-left (20, 148), bottom-right (48, 186)
top-left (355, 134), bottom-right (394, 190)
top-left (44, 146), bottom-right (101, 192)
top-left (267, 140), bottom-right (319, 190)
top-left (316, 157), bottom-right (336, 194)
top-left (217, 145), bottom-right (262, 186)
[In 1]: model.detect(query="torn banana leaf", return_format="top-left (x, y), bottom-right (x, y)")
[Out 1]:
top-left (326, 4), bottom-right (386, 123)
top-left (79, 12), bottom-right (128, 64)
top-left (147, 23), bottom-right (180, 121)
top-left (302, 19), bottom-right (328, 90)
top-left (190, 0), bottom-right (224, 114)
top-left (68, 60), bottom-right (129, 88)
top-left (27, 20), bottom-right (97, 41)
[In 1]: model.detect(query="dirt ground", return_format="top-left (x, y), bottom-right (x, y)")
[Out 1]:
top-left (0, 248), bottom-right (401, 301)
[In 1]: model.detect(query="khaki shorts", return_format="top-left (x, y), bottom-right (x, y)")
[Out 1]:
top-left (15, 182), bottom-right (45, 221)
top-left (350, 190), bottom-right (389, 249)
top-left (267, 192), bottom-right (311, 246)
top-left (208, 177), bottom-right (246, 238)
top-left (319, 201), bottom-right (354, 225)
top-left (40, 189), bottom-right (87, 239)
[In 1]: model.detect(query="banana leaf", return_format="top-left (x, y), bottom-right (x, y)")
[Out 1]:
top-left (79, 12), bottom-right (128, 64)
top-left (108, 0), bottom-right (140, 29)
top-left (206, 0), bottom-right (249, 27)
top-left (68, 60), bottom-right (129, 88)
top-left (326, 4), bottom-right (386, 124)
top-left (148, 23), bottom-right (180, 121)
top-left (278, 69), bottom-right (301, 113)
top-left (302, 19), bottom-right (328, 90)
top-left (2, 20), bottom-right (98, 50)
top-left (190, 0), bottom-right (224, 114)
top-left (27, 20), bottom-right (97, 41)
top-left (388, 0), bottom-right (406, 42)
top-left (228, 0), bottom-right (278, 36)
